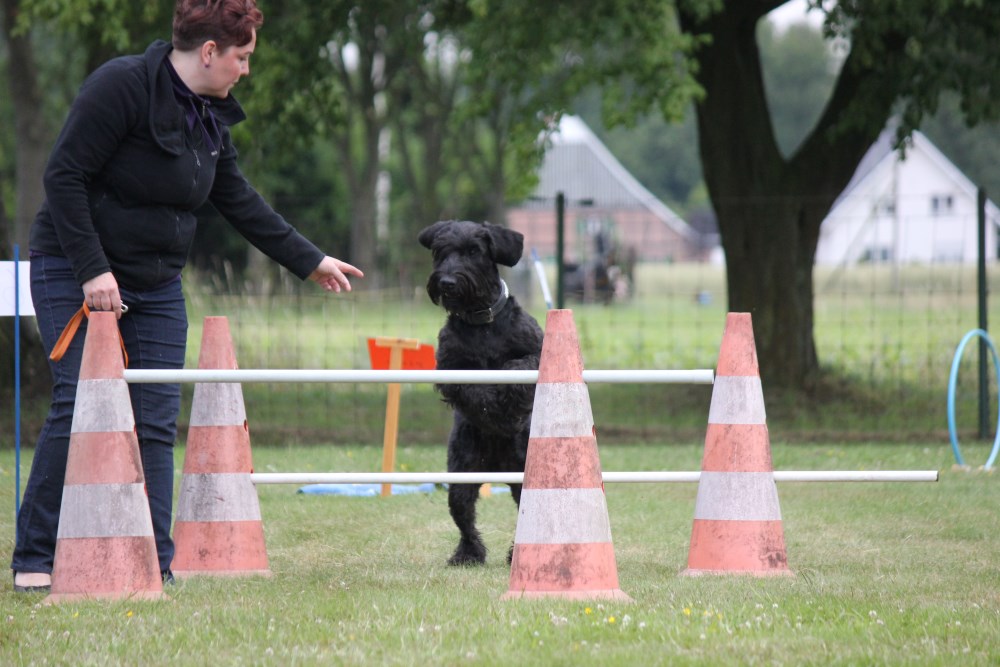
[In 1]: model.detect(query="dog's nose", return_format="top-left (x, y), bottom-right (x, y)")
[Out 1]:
top-left (438, 276), bottom-right (457, 293)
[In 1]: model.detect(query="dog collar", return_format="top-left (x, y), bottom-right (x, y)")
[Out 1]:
top-left (453, 279), bottom-right (509, 325)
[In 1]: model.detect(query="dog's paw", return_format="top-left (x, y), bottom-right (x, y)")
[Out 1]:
top-left (448, 542), bottom-right (487, 566)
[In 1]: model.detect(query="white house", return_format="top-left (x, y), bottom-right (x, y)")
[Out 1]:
top-left (816, 130), bottom-right (1000, 265)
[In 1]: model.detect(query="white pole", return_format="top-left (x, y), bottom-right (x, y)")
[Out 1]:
top-left (531, 248), bottom-right (554, 309)
top-left (124, 368), bottom-right (715, 385)
top-left (249, 470), bottom-right (938, 485)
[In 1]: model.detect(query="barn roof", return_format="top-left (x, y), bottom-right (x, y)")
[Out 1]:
top-left (523, 115), bottom-right (697, 239)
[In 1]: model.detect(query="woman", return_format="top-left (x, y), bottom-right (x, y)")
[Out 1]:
top-left (12, 0), bottom-right (363, 592)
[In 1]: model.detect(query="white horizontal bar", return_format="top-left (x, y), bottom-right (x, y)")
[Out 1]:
top-left (773, 470), bottom-right (939, 482)
top-left (123, 369), bottom-right (715, 385)
top-left (249, 470), bottom-right (938, 485)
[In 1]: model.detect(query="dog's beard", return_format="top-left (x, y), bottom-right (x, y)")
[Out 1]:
top-left (427, 269), bottom-right (497, 313)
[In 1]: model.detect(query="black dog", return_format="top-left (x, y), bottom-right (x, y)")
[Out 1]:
top-left (418, 220), bottom-right (544, 566)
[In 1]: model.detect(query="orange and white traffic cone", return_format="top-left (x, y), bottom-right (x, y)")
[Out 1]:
top-left (503, 309), bottom-right (631, 601)
top-left (682, 312), bottom-right (792, 576)
top-left (45, 312), bottom-right (164, 603)
top-left (171, 317), bottom-right (270, 577)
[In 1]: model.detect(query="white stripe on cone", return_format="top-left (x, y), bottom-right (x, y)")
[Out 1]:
top-left (529, 383), bottom-right (594, 438)
top-left (707, 376), bottom-right (767, 425)
top-left (692, 472), bottom-right (783, 521)
top-left (57, 484), bottom-right (155, 538)
top-left (189, 383), bottom-right (247, 427)
top-left (176, 473), bottom-right (262, 522)
top-left (70, 379), bottom-right (134, 432)
top-left (514, 488), bottom-right (613, 544)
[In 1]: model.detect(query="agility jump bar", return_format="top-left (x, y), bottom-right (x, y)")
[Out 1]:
top-left (250, 470), bottom-right (938, 485)
top-left (124, 368), bottom-right (715, 384)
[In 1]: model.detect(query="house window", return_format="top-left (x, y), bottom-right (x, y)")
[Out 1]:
top-left (931, 194), bottom-right (954, 216)
top-left (860, 246), bottom-right (892, 263)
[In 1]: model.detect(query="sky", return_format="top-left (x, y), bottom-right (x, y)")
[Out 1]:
top-left (768, 0), bottom-right (826, 31)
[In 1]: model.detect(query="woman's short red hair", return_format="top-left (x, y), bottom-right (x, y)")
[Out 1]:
top-left (172, 0), bottom-right (264, 52)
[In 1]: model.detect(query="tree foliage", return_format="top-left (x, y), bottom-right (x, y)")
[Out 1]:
top-left (5, 0), bottom-right (1000, 394)
top-left (665, 0), bottom-right (1000, 388)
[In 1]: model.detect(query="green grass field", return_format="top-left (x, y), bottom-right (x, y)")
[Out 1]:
top-left (2, 263), bottom-right (999, 664)
top-left (1, 443), bottom-right (998, 665)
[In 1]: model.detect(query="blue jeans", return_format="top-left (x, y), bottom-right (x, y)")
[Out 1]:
top-left (11, 255), bottom-right (188, 575)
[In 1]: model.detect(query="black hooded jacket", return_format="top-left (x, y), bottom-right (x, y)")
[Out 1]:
top-left (30, 40), bottom-right (325, 291)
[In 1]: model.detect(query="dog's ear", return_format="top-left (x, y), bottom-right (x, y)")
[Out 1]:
top-left (484, 223), bottom-right (524, 267)
top-left (418, 221), bottom-right (451, 249)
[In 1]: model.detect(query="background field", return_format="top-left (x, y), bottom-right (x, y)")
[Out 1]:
top-left (165, 261), bottom-right (999, 450)
top-left (5, 262), bottom-right (997, 449)
top-left (2, 263), bottom-right (999, 665)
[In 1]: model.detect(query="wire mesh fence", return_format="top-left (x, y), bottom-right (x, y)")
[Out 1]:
top-left (180, 242), bottom-right (999, 447)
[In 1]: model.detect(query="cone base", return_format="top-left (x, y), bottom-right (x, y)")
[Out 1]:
top-left (508, 542), bottom-right (622, 593)
top-left (680, 568), bottom-right (793, 578)
top-left (50, 536), bottom-right (162, 597)
top-left (173, 569), bottom-right (273, 579)
top-left (172, 521), bottom-right (269, 574)
top-left (686, 519), bottom-right (789, 573)
top-left (44, 590), bottom-right (167, 604)
top-left (501, 588), bottom-right (632, 602)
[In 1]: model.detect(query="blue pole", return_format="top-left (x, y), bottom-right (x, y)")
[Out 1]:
top-left (14, 244), bottom-right (22, 534)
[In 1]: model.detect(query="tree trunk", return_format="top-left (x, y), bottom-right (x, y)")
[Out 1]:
top-left (350, 151), bottom-right (380, 289)
top-left (1, 0), bottom-right (52, 410)
top-left (2, 0), bottom-right (49, 248)
top-left (330, 88), bottom-right (381, 290)
top-left (717, 199), bottom-right (822, 388)
top-left (682, 4), bottom-right (899, 389)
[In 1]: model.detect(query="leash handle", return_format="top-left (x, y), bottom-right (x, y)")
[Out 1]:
top-left (49, 301), bottom-right (129, 367)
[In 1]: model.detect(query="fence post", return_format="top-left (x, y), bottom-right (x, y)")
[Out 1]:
top-left (556, 191), bottom-right (566, 309)
top-left (978, 187), bottom-right (989, 439)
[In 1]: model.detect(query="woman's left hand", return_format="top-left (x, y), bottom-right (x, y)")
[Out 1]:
top-left (308, 256), bottom-right (364, 293)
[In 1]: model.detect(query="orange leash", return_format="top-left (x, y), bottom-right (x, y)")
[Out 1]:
top-left (49, 302), bottom-right (129, 367)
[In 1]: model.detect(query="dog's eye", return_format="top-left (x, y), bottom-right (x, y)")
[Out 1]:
top-left (466, 246), bottom-right (481, 257)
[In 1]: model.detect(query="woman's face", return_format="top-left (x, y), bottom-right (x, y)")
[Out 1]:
top-left (205, 29), bottom-right (255, 98)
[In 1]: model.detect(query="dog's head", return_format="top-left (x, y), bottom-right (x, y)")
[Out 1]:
top-left (418, 220), bottom-right (523, 314)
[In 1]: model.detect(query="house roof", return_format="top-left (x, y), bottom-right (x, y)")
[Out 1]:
top-left (834, 128), bottom-right (1000, 218)
top-left (523, 115), bottom-right (696, 239)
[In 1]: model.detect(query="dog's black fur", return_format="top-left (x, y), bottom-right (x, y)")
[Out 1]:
top-left (418, 220), bottom-right (544, 566)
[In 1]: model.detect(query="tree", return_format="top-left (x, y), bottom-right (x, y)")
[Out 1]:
top-left (435, 0), bottom-right (702, 241)
top-left (922, 92), bottom-right (1000, 201)
top-left (0, 1), bottom-right (170, 408)
top-left (671, 0), bottom-right (1000, 388)
top-left (2, 0), bottom-right (50, 250)
top-left (242, 2), bottom-right (433, 289)
top-left (241, 1), bottom-right (696, 292)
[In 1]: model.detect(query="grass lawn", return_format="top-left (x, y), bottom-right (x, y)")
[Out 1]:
top-left (1, 442), bottom-right (998, 666)
top-left (2, 262), bottom-right (998, 663)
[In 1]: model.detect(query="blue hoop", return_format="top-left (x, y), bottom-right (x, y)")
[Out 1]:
top-left (947, 329), bottom-right (1000, 470)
